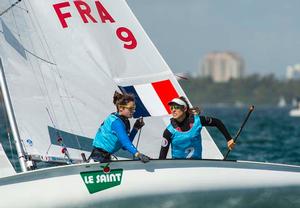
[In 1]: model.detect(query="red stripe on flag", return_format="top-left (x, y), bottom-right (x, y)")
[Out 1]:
top-left (152, 80), bottom-right (179, 114)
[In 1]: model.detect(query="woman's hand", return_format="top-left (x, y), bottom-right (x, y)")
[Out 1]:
top-left (190, 107), bottom-right (201, 115)
top-left (227, 139), bottom-right (235, 150)
top-left (135, 152), bottom-right (150, 163)
top-left (133, 117), bottom-right (144, 130)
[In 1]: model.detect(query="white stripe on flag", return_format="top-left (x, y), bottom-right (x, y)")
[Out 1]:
top-left (134, 83), bottom-right (168, 116)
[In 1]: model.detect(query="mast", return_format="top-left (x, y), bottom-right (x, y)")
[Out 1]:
top-left (0, 58), bottom-right (27, 172)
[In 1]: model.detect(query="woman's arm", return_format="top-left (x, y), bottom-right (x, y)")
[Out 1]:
top-left (112, 119), bottom-right (138, 155)
top-left (159, 129), bottom-right (172, 159)
top-left (200, 116), bottom-right (232, 141)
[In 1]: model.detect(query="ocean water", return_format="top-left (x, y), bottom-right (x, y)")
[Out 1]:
top-left (87, 188), bottom-right (300, 208)
top-left (202, 106), bottom-right (300, 166)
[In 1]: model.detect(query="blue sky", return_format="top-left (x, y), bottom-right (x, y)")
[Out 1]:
top-left (127, 0), bottom-right (300, 77)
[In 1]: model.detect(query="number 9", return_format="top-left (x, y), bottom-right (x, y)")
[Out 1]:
top-left (116, 27), bottom-right (137, 50)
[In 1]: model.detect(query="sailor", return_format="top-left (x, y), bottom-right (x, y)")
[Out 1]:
top-left (89, 91), bottom-right (150, 163)
top-left (159, 96), bottom-right (235, 159)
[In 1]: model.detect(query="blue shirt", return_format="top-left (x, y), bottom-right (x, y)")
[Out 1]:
top-left (111, 118), bottom-right (138, 154)
top-left (93, 113), bottom-right (138, 155)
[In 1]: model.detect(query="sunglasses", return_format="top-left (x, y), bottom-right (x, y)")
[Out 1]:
top-left (119, 105), bottom-right (136, 111)
top-left (170, 105), bottom-right (183, 111)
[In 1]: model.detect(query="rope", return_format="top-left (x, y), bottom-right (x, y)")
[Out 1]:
top-left (0, 0), bottom-right (22, 17)
top-left (26, 0), bottom-right (84, 150)
top-left (24, 49), bottom-right (56, 65)
top-left (2, 0), bottom-right (84, 153)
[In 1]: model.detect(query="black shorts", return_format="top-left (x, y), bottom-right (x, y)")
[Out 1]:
top-left (89, 147), bottom-right (111, 163)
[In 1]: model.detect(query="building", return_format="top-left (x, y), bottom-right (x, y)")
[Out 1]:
top-left (286, 64), bottom-right (300, 80)
top-left (200, 52), bottom-right (245, 82)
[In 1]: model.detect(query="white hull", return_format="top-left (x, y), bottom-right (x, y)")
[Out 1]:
top-left (0, 160), bottom-right (300, 207)
top-left (289, 109), bottom-right (300, 117)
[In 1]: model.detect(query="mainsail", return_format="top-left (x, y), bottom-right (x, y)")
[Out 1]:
top-left (0, 0), bottom-right (222, 169)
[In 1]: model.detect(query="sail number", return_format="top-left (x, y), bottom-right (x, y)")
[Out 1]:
top-left (116, 27), bottom-right (137, 50)
top-left (53, 1), bottom-right (137, 50)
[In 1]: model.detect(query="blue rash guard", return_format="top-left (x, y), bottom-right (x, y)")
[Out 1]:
top-left (159, 114), bottom-right (232, 159)
top-left (93, 113), bottom-right (138, 155)
top-left (167, 114), bottom-right (202, 159)
top-left (111, 118), bottom-right (138, 154)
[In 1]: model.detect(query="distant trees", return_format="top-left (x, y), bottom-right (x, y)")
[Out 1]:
top-left (179, 74), bottom-right (300, 106)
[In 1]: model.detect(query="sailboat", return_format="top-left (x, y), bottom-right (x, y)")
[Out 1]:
top-left (0, 0), bottom-right (300, 207)
top-left (289, 97), bottom-right (300, 117)
top-left (277, 96), bottom-right (286, 108)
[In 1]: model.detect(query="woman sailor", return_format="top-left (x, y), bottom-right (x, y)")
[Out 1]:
top-left (159, 96), bottom-right (235, 159)
top-left (89, 91), bottom-right (150, 163)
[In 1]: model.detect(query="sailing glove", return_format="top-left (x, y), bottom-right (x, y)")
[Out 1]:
top-left (133, 117), bottom-right (145, 130)
top-left (136, 152), bottom-right (150, 163)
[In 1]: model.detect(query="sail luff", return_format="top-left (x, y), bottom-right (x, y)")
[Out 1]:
top-left (0, 58), bottom-right (27, 172)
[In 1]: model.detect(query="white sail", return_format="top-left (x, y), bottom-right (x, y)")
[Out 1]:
top-left (0, 0), bottom-right (222, 164)
top-left (289, 97), bottom-right (300, 117)
top-left (0, 143), bottom-right (15, 177)
top-left (1, 2), bottom-right (300, 207)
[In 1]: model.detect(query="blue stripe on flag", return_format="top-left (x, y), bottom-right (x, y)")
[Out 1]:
top-left (119, 86), bottom-right (151, 118)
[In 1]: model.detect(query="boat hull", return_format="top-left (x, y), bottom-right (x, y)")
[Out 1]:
top-left (0, 159), bottom-right (300, 207)
top-left (289, 109), bottom-right (300, 117)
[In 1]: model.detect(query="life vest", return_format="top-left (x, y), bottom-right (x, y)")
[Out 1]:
top-left (92, 113), bottom-right (126, 154)
top-left (167, 115), bottom-right (202, 159)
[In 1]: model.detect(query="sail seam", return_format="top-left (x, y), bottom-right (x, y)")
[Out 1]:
top-left (26, 1), bottom-right (84, 152)
top-left (22, 1), bottom-right (69, 155)
top-left (0, 0), bottom-right (22, 17)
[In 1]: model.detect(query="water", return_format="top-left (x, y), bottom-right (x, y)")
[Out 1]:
top-left (1, 106), bottom-right (300, 169)
top-left (202, 106), bottom-right (300, 165)
top-left (86, 188), bottom-right (300, 208)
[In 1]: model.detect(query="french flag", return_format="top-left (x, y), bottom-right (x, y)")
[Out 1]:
top-left (119, 79), bottom-right (179, 118)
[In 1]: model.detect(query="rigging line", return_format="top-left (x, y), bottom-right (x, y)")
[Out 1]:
top-left (0, 0), bottom-right (22, 17)
top-left (9, 2), bottom-right (54, 68)
top-left (19, 1), bottom-right (60, 131)
top-left (46, 107), bottom-right (56, 129)
top-left (46, 107), bottom-right (73, 165)
top-left (24, 48), bottom-right (60, 129)
top-left (10, 0), bottom-right (58, 125)
top-left (0, 26), bottom-right (54, 65)
top-left (5, 0), bottom-right (32, 159)
top-left (14, 5), bottom-right (29, 13)
top-left (45, 107), bottom-right (56, 154)
top-left (26, 1), bottom-right (84, 150)
top-left (26, 1), bottom-right (84, 137)
top-left (21, 4), bottom-right (70, 144)
top-left (8, 0), bottom-right (62, 157)
top-left (24, 49), bottom-right (56, 65)
top-left (6, 0), bottom-right (61, 157)
top-left (7, 0), bottom-right (21, 39)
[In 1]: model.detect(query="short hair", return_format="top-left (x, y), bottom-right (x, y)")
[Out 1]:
top-left (113, 91), bottom-right (135, 110)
